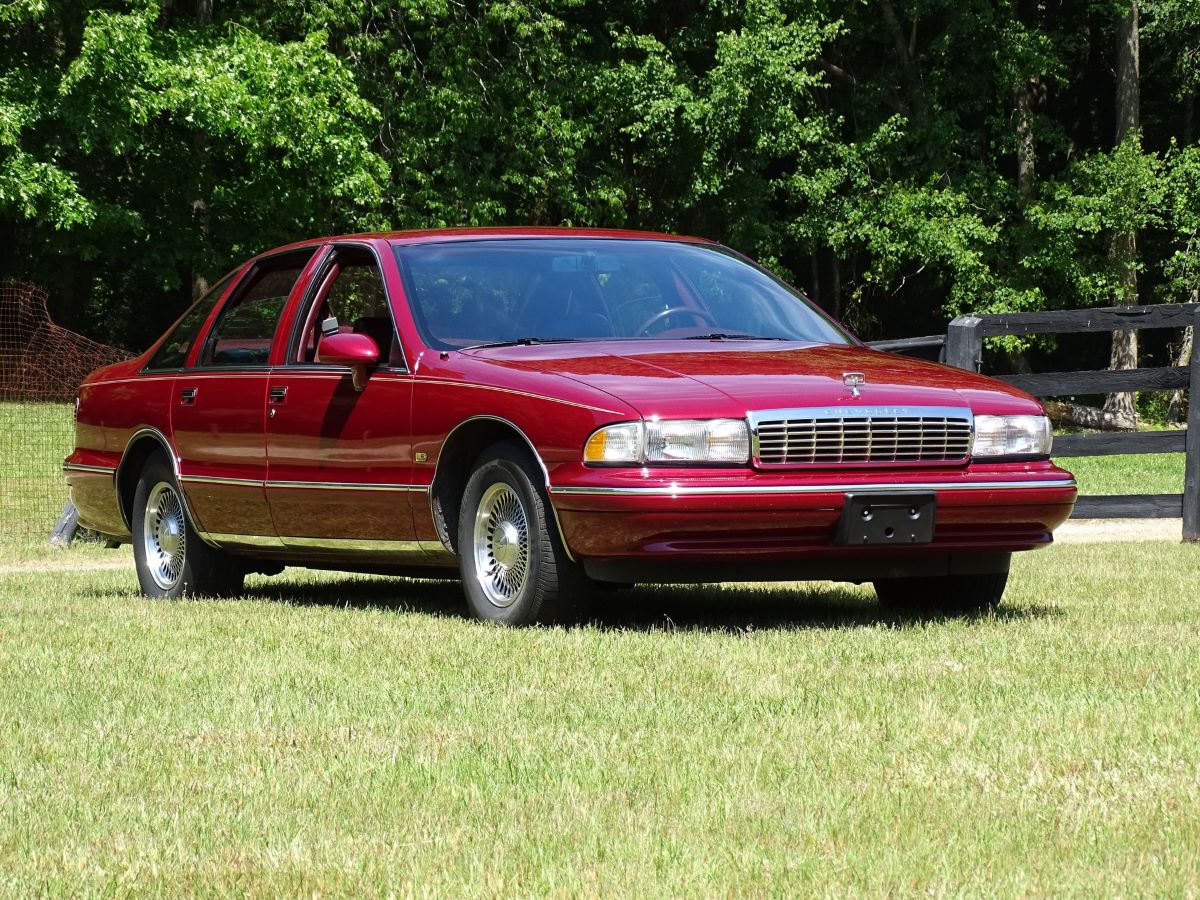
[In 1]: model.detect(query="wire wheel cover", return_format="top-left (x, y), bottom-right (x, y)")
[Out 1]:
top-left (473, 482), bottom-right (531, 608)
top-left (143, 482), bottom-right (186, 590)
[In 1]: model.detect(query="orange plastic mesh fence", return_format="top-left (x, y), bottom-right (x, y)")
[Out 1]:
top-left (0, 280), bottom-right (132, 538)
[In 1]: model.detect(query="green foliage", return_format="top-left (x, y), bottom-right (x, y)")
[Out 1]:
top-left (1159, 142), bottom-right (1200, 301)
top-left (0, 0), bottom-right (1198, 348)
top-left (1024, 135), bottom-right (1166, 309)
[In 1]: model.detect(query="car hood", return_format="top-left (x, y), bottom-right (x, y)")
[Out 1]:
top-left (466, 340), bottom-right (1043, 419)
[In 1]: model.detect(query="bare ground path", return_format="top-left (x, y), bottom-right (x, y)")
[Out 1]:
top-left (1052, 519), bottom-right (1184, 543)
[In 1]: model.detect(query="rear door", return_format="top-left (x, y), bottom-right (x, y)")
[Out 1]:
top-left (172, 249), bottom-right (318, 542)
top-left (264, 242), bottom-right (420, 551)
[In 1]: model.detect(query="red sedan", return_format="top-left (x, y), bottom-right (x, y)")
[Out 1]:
top-left (64, 229), bottom-right (1076, 623)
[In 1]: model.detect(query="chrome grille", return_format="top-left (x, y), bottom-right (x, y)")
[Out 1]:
top-left (750, 406), bottom-right (973, 466)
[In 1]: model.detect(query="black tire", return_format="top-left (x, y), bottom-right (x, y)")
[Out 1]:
top-left (873, 570), bottom-right (1008, 615)
top-left (457, 440), bottom-right (589, 625)
top-left (131, 455), bottom-right (245, 598)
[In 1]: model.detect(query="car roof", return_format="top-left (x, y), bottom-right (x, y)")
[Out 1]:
top-left (255, 227), bottom-right (718, 260)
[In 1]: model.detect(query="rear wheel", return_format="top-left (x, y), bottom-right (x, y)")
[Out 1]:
top-left (873, 570), bottom-right (1008, 615)
top-left (132, 456), bottom-right (245, 598)
top-left (457, 441), bottom-right (588, 625)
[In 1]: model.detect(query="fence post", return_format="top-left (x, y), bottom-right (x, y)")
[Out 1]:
top-left (944, 315), bottom-right (983, 372)
top-left (1184, 308), bottom-right (1200, 542)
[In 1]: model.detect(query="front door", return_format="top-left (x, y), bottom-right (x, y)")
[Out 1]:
top-left (264, 244), bottom-right (420, 551)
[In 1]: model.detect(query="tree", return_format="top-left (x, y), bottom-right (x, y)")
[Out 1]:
top-left (0, 0), bottom-right (1198, 376)
top-left (1106, 0), bottom-right (1142, 426)
top-left (1, 0), bottom-right (388, 347)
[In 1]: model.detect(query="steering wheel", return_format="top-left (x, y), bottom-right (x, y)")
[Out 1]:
top-left (635, 306), bottom-right (718, 337)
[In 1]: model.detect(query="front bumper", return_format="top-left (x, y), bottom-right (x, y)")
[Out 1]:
top-left (548, 462), bottom-right (1077, 571)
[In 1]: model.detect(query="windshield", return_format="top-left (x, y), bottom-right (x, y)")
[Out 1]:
top-left (392, 238), bottom-right (852, 350)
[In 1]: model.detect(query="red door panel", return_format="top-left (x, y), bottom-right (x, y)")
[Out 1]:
top-left (264, 370), bottom-right (418, 545)
top-left (171, 374), bottom-right (274, 537)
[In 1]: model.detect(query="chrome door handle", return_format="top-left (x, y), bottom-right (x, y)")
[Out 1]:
top-left (269, 386), bottom-right (288, 404)
top-left (179, 388), bottom-right (197, 405)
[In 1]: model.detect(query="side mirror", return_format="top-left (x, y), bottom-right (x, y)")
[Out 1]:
top-left (317, 332), bottom-right (380, 391)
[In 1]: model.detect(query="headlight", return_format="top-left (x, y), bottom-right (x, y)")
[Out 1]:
top-left (972, 414), bottom-right (1053, 458)
top-left (584, 422), bottom-right (643, 464)
top-left (584, 419), bottom-right (750, 465)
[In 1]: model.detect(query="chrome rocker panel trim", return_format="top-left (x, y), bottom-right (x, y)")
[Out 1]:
top-left (181, 475), bottom-right (426, 492)
top-left (198, 533), bottom-right (456, 563)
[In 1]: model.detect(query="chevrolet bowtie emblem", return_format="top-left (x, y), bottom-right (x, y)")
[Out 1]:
top-left (842, 372), bottom-right (866, 397)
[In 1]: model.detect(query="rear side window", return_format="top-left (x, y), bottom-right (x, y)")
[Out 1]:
top-left (198, 251), bottom-right (314, 367)
top-left (143, 271), bottom-right (238, 371)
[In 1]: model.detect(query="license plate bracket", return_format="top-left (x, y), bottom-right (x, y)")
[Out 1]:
top-left (833, 492), bottom-right (936, 546)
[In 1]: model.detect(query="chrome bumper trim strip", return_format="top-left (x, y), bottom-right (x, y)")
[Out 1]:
top-left (549, 478), bottom-right (1077, 497)
top-left (62, 463), bottom-right (116, 475)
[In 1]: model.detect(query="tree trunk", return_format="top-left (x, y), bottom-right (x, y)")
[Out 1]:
top-left (1015, 78), bottom-right (1038, 204)
top-left (1044, 400), bottom-right (1138, 432)
top-left (1104, 1), bottom-right (1140, 428)
top-left (1167, 321), bottom-right (1194, 424)
top-left (830, 255), bottom-right (842, 322)
top-left (189, 0), bottom-right (213, 301)
top-left (1012, 0), bottom-right (1041, 205)
top-left (878, 0), bottom-right (930, 139)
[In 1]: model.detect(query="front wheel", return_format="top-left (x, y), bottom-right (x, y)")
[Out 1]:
top-left (873, 571), bottom-right (1008, 615)
top-left (457, 442), bottom-right (588, 625)
top-left (132, 456), bottom-right (245, 598)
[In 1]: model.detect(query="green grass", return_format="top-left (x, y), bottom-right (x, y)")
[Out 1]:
top-left (1, 541), bottom-right (1198, 895)
top-left (0, 402), bottom-right (74, 537)
top-left (0, 403), bottom-right (1195, 892)
top-left (1056, 452), bottom-right (1185, 497)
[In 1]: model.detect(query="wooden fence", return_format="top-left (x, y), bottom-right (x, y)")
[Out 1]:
top-left (869, 303), bottom-right (1200, 542)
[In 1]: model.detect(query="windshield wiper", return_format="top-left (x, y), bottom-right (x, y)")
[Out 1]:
top-left (461, 336), bottom-right (581, 350)
top-left (682, 332), bottom-right (790, 341)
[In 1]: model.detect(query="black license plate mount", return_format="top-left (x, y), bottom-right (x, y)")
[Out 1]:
top-left (833, 492), bottom-right (936, 546)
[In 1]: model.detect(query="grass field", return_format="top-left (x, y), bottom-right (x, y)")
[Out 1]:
top-left (0, 402), bottom-right (74, 537)
top-left (1059, 450), bottom-right (1185, 497)
top-left (0, 539), bottom-right (1198, 895)
top-left (1, 403), bottom-right (1197, 893)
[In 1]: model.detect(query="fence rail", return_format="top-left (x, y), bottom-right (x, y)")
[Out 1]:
top-left (869, 303), bottom-right (1198, 541)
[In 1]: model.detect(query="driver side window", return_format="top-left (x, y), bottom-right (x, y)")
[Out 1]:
top-left (294, 246), bottom-right (405, 369)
